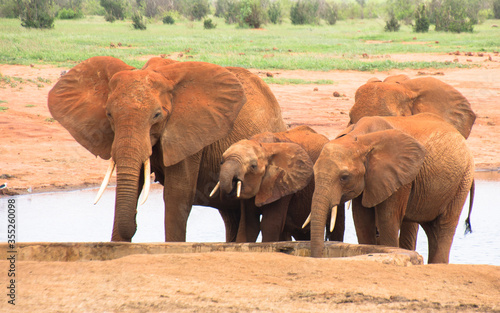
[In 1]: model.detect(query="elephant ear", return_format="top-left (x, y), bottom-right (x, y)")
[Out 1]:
top-left (255, 142), bottom-right (314, 207)
top-left (383, 74), bottom-right (410, 83)
top-left (142, 57), bottom-right (178, 70)
top-left (47, 56), bottom-right (135, 159)
top-left (357, 129), bottom-right (426, 208)
top-left (402, 77), bottom-right (476, 138)
top-left (153, 62), bottom-right (246, 167)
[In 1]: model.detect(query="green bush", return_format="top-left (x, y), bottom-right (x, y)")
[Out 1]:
top-left (0, 0), bottom-right (22, 18)
top-left (321, 2), bottom-right (338, 25)
top-left (20, 0), bottom-right (55, 28)
top-left (384, 12), bottom-right (400, 32)
top-left (215, 0), bottom-right (240, 24)
top-left (267, 1), bottom-right (282, 24)
top-left (431, 0), bottom-right (474, 33)
top-left (290, 0), bottom-right (319, 25)
top-left (131, 12), bottom-right (146, 29)
top-left (162, 14), bottom-right (175, 24)
top-left (413, 4), bottom-right (429, 33)
top-left (203, 18), bottom-right (216, 29)
top-left (57, 8), bottom-right (84, 19)
top-left (100, 0), bottom-right (126, 22)
top-left (238, 0), bottom-right (266, 28)
top-left (187, 0), bottom-right (210, 21)
top-left (494, 0), bottom-right (500, 19)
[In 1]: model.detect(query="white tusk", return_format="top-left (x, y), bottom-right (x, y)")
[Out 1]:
top-left (346, 200), bottom-right (351, 210)
top-left (302, 212), bottom-right (311, 229)
top-left (330, 206), bottom-right (338, 233)
top-left (94, 160), bottom-right (116, 204)
top-left (138, 158), bottom-right (151, 206)
top-left (209, 181), bottom-right (220, 198)
top-left (236, 180), bottom-right (242, 198)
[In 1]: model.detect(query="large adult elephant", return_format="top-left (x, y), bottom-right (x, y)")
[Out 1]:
top-left (350, 74), bottom-right (476, 138)
top-left (348, 74), bottom-right (476, 250)
top-left (310, 113), bottom-right (474, 264)
top-left (48, 56), bottom-right (286, 242)
top-left (212, 126), bottom-right (343, 242)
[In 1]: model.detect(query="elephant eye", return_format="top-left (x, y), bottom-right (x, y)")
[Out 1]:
top-left (106, 112), bottom-right (112, 119)
top-left (153, 112), bottom-right (162, 119)
top-left (340, 174), bottom-right (350, 182)
top-left (250, 163), bottom-right (258, 170)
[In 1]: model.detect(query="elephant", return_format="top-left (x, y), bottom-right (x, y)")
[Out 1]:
top-left (211, 126), bottom-right (344, 242)
top-left (309, 113), bottom-right (474, 264)
top-left (48, 56), bottom-right (286, 242)
top-left (348, 74), bottom-right (477, 250)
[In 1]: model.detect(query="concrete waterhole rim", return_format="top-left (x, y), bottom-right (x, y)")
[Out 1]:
top-left (1, 241), bottom-right (423, 266)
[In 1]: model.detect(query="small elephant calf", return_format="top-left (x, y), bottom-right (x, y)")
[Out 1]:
top-left (211, 126), bottom-right (343, 242)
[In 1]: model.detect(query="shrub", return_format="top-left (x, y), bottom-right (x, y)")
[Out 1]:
top-left (131, 12), bottom-right (146, 29)
top-left (239, 0), bottom-right (266, 28)
top-left (187, 0), bottom-right (210, 21)
top-left (100, 0), bottom-right (126, 22)
top-left (57, 8), bottom-right (84, 19)
top-left (413, 4), bottom-right (429, 33)
top-left (290, 0), bottom-right (319, 25)
top-left (267, 1), bottom-right (282, 24)
top-left (162, 14), bottom-right (175, 24)
top-left (203, 18), bottom-right (216, 29)
top-left (384, 12), bottom-right (400, 32)
top-left (431, 0), bottom-right (474, 33)
top-left (494, 0), bottom-right (500, 19)
top-left (20, 0), bottom-right (55, 29)
top-left (321, 2), bottom-right (338, 25)
top-left (0, 0), bottom-right (22, 18)
top-left (215, 0), bottom-right (240, 24)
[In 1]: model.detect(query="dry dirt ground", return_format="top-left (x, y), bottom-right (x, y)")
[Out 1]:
top-left (1, 53), bottom-right (500, 312)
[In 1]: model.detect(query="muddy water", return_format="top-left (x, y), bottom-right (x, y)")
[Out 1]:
top-left (1, 180), bottom-right (499, 265)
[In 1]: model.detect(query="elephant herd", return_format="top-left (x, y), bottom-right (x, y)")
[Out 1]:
top-left (48, 57), bottom-right (476, 264)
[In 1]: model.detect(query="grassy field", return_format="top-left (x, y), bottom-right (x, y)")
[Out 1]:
top-left (1, 16), bottom-right (499, 71)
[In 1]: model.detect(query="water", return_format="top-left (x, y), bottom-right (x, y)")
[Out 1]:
top-left (1, 180), bottom-right (499, 265)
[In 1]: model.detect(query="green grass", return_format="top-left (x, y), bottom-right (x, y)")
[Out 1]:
top-left (0, 16), bottom-right (499, 71)
top-left (0, 106), bottom-right (8, 112)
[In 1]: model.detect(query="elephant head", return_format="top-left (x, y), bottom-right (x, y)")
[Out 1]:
top-left (350, 75), bottom-right (476, 138)
top-left (48, 56), bottom-right (247, 241)
top-left (216, 137), bottom-right (314, 207)
top-left (310, 117), bottom-right (426, 257)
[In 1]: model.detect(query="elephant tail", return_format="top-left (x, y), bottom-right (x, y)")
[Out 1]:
top-left (464, 179), bottom-right (475, 235)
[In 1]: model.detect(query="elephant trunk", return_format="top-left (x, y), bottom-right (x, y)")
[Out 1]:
top-left (111, 127), bottom-right (152, 242)
top-left (219, 159), bottom-right (241, 197)
top-left (310, 181), bottom-right (340, 258)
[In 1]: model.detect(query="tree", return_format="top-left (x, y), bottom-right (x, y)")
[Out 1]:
top-left (238, 0), bottom-right (266, 28)
top-left (100, 0), bottom-right (126, 21)
top-left (187, 0), bottom-right (210, 20)
top-left (493, 0), bottom-right (500, 19)
top-left (19, 0), bottom-right (55, 28)
top-left (356, 0), bottom-right (365, 19)
top-left (413, 4), bottom-right (429, 32)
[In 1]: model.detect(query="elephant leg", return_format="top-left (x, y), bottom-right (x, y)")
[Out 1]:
top-left (399, 221), bottom-right (419, 250)
top-left (352, 196), bottom-right (376, 245)
top-left (261, 195), bottom-right (292, 242)
top-left (420, 217), bottom-right (457, 264)
top-left (375, 185), bottom-right (411, 247)
top-left (219, 208), bottom-right (240, 242)
top-left (162, 152), bottom-right (202, 242)
top-left (235, 200), bottom-right (261, 242)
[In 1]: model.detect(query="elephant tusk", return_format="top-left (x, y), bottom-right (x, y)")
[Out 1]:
top-left (209, 181), bottom-right (220, 198)
top-left (236, 180), bottom-right (242, 198)
top-left (138, 158), bottom-right (151, 206)
top-left (302, 213), bottom-right (311, 229)
top-left (330, 206), bottom-right (338, 233)
top-left (94, 159), bottom-right (116, 204)
top-left (346, 200), bottom-right (351, 210)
